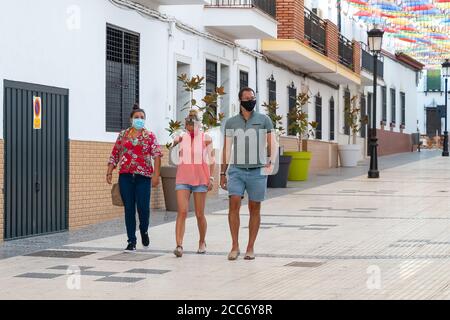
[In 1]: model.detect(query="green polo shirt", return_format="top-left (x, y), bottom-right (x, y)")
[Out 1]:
top-left (223, 111), bottom-right (273, 168)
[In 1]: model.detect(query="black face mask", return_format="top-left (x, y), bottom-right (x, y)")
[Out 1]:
top-left (241, 100), bottom-right (257, 112)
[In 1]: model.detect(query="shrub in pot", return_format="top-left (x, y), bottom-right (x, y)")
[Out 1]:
top-left (162, 74), bottom-right (224, 211)
top-left (338, 95), bottom-right (368, 167)
top-left (262, 100), bottom-right (292, 188)
top-left (284, 92), bottom-right (318, 181)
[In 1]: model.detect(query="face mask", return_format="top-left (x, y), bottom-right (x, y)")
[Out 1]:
top-left (132, 118), bottom-right (145, 130)
top-left (241, 100), bottom-right (257, 112)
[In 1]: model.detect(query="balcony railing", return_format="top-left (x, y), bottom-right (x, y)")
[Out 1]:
top-left (338, 34), bottom-right (353, 70)
top-left (361, 42), bottom-right (384, 79)
top-left (304, 8), bottom-right (326, 55)
top-left (206, 0), bottom-right (276, 19)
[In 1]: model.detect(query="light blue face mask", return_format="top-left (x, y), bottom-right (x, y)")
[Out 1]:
top-left (132, 118), bottom-right (145, 130)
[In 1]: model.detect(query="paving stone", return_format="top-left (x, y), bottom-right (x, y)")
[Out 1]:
top-left (125, 269), bottom-right (171, 275)
top-left (98, 253), bottom-right (161, 262)
top-left (15, 273), bottom-right (64, 279)
top-left (25, 250), bottom-right (95, 258)
top-left (95, 276), bottom-right (145, 283)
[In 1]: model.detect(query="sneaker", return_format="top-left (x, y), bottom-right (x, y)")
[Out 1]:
top-left (124, 243), bottom-right (136, 253)
top-left (141, 232), bottom-right (150, 248)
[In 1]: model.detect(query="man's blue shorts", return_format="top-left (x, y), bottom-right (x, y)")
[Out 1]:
top-left (227, 165), bottom-right (268, 202)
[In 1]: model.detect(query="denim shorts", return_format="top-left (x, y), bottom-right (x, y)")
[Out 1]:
top-left (227, 165), bottom-right (268, 202)
top-left (175, 184), bottom-right (208, 193)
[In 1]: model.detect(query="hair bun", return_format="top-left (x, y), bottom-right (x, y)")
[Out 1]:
top-left (133, 103), bottom-right (140, 111)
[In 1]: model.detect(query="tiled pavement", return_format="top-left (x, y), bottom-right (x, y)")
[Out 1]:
top-left (1, 150), bottom-right (450, 299)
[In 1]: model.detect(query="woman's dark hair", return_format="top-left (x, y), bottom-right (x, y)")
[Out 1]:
top-left (238, 87), bottom-right (255, 100)
top-left (130, 103), bottom-right (146, 119)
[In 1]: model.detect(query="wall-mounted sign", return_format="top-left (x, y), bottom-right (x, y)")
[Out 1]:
top-left (33, 96), bottom-right (42, 129)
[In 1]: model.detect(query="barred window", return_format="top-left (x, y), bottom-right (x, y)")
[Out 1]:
top-left (239, 70), bottom-right (249, 90)
top-left (390, 88), bottom-right (396, 124)
top-left (315, 94), bottom-right (322, 140)
top-left (106, 25), bottom-right (140, 132)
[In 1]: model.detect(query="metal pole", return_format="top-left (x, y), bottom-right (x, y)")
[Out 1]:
top-left (369, 53), bottom-right (380, 178)
top-left (443, 77), bottom-right (449, 156)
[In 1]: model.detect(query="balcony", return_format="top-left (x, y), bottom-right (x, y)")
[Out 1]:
top-left (360, 42), bottom-right (385, 85)
top-left (304, 8), bottom-right (326, 55)
top-left (338, 34), bottom-right (353, 71)
top-left (261, 2), bottom-right (361, 86)
top-left (132, 0), bottom-right (207, 6)
top-left (204, 0), bottom-right (277, 40)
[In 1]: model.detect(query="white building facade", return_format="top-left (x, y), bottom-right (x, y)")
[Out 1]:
top-left (0, 0), bottom-right (422, 240)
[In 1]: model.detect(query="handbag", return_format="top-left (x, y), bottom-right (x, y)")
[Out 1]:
top-left (111, 183), bottom-right (124, 207)
top-left (110, 131), bottom-right (127, 207)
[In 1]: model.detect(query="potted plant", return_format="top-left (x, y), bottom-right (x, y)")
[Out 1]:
top-left (263, 101), bottom-right (292, 188)
top-left (161, 74), bottom-right (224, 211)
top-left (284, 92), bottom-right (318, 181)
top-left (338, 95), bottom-right (367, 167)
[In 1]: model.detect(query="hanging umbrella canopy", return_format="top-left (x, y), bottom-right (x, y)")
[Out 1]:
top-left (344, 0), bottom-right (450, 68)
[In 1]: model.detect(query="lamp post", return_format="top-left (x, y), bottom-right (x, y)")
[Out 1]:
top-left (442, 59), bottom-right (449, 157)
top-left (367, 27), bottom-right (384, 179)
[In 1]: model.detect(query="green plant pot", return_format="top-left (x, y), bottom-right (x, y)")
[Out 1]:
top-left (283, 151), bottom-right (312, 181)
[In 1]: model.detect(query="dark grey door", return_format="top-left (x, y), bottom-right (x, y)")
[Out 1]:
top-left (426, 107), bottom-right (441, 138)
top-left (4, 80), bottom-right (69, 240)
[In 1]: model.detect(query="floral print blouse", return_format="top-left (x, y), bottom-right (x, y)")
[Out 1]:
top-left (109, 128), bottom-right (163, 178)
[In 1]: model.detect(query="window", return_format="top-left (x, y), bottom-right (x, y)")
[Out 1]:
top-left (344, 89), bottom-right (350, 135)
top-left (288, 84), bottom-right (297, 136)
top-left (206, 60), bottom-right (218, 115)
top-left (426, 69), bottom-right (441, 92)
top-left (360, 95), bottom-right (366, 138)
top-left (367, 92), bottom-right (372, 156)
top-left (268, 75), bottom-right (276, 103)
top-left (176, 62), bottom-right (190, 121)
top-left (400, 92), bottom-right (406, 126)
top-left (315, 94), bottom-right (322, 140)
top-left (390, 88), bottom-right (396, 124)
top-left (220, 64), bottom-right (230, 119)
top-left (239, 70), bottom-right (249, 90)
top-left (381, 86), bottom-right (387, 122)
top-left (329, 97), bottom-right (335, 141)
top-left (106, 25), bottom-right (140, 132)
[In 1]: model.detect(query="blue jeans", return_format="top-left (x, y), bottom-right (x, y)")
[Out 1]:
top-left (119, 173), bottom-right (151, 245)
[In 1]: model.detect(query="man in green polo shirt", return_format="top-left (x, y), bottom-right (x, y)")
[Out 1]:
top-left (220, 87), bottom-right (276, 261)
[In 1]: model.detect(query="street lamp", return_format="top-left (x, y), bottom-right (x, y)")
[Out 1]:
top-left (367, 27), bottom-right (384, 178)
top-left (442, 59), bottom-right (450, 157)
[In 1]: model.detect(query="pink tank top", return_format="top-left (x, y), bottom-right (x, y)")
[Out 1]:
top-left (175, 132), bottom-right (211, 186)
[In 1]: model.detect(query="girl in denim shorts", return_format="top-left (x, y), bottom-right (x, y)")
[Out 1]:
top-left (172, 110), bottom-right (215, 257)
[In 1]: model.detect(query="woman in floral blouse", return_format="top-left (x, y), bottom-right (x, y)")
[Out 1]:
top-left (107, 104), bottom-right (162, 252)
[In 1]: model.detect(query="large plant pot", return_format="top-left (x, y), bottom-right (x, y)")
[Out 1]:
top-left (283, 151), bottom-right (312, 181)
top-left (160, 166), bottom-right (194, 212)
top-left (267, 155), bottom-right (292, 188)
top-left (338, 144), bottom-right (361, 167)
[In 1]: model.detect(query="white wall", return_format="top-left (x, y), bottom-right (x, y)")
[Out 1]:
top-left (363, 55), bottom-right (419, 134)
top-left (0, 0), bottom-right (421, 149)
top-left (258, 61), bottom-right (339, 142)
top-left (0, 0), bottom-right (258, 144)
top-left (0, 0), bottom-right (169, 142)
top-left (417, 70), bottom-right (448, 134)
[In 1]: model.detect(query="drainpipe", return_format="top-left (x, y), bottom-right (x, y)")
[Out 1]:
top-left (255, 56), bottom-right (259, 112)
top-left (337, 0), bottom-right (342, 33)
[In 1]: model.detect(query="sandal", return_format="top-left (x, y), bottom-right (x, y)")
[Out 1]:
top-left (244, 252), bottom-right (255, 260)
top-left (227, 250), bottom-right (240, 261)
top-left (173, 245), bottom-right (183, 258)
top-left (197, 242), bottom-right (207, 254)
